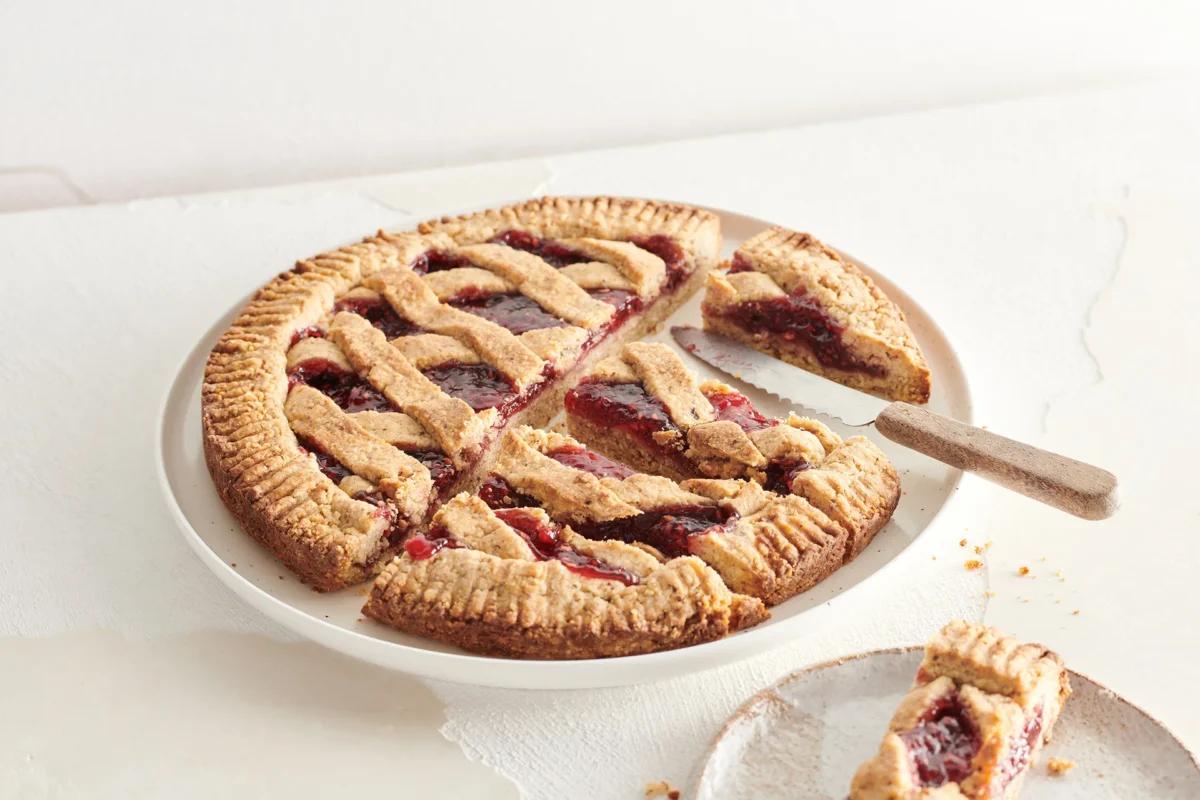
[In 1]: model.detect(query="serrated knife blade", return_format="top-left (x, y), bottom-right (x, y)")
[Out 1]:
top-left (670, 326), bottom-right (887, 426)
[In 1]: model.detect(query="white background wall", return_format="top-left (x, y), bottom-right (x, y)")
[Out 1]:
top-left (2, 0), bottom-right (1198, 211)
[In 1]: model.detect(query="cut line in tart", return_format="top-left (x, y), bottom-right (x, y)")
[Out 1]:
top-left (850, 620), bottom-right (1072, 799)
top-left (701, 227), bottom-right (932, 403)
top-left (203, 197), bottom-right (721, 591)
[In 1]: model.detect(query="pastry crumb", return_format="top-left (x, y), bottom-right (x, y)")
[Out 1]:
top-left (1054, 569), bottom-right (1065, 581)
top-left (644, 780), bottom-right (680, 799)
top-left (958, 538), bottom-right (967, 547)
top-left (984, 590), bottom-right (996, 598)
top-left (1047, 757), bottom-right (1076, 776)
top-left (964, 559), bottom-right (984, 571)
top-left (1071, 609), bottom-right (1081, 616)
top-left (1017, 565), bottom-right (1030, 576)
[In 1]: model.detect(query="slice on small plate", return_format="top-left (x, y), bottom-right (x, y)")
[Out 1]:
top-left (693, 621), bottom-right (1199, 799)
top-left (701, 227), bottom-right (931, 403)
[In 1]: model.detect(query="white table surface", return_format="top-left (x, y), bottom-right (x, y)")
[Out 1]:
top-left (2, 82), bottom-right (1197, 798)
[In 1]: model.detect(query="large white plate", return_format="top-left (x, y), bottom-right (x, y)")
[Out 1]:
top-left (693, 647), bottom-right (1200, 798)
top-left (156, 204), bottom-right (972, 689)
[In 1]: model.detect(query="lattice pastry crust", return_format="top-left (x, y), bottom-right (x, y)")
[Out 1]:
top-left (203, 197), bottom-right (721, 591)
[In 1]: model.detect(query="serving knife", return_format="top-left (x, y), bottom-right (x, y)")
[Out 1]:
top-left (670, 326), bottom-right (1118, 520)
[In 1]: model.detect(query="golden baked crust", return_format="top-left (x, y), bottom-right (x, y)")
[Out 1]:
top-left (850, 621), bottom-right (1071, 799)
top-left (363, 495), bottom-right (767, 659)
top-left (202, 197), bottom-right (721, 592)
top-left (701, 227), bottom-right (931, 403)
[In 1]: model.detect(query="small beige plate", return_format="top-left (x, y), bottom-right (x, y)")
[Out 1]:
top-left (694, 647), bottom-right (1200, 799)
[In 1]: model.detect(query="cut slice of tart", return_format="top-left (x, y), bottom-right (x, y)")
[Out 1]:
top-left (362, 493), bottom-right (768, 658)
top-left (564, 342), bottom-right (900, 559)
top-left (464, 425), bottom-right (877, 605)
top-left (202, 197), bottom-right (721, 590)
top-left (850, 620), bottom-right (1072, 799)
top-left (701, 227), bottom-right (931, 403)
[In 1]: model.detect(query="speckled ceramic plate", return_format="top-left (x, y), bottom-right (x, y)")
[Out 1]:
top-left (693, 647), bottom-right (1200, 798)
top-left (157, 202), bottom-right (972, 689)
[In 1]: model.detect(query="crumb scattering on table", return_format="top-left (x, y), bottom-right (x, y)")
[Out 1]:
top-left (1047, 757), bottom-right (1076, 776)
top-left (1072, 609), bottom-right (1081, 616)
top-left (958, 538), bottom-right (967, 547)
top-left (644, 779), bottom-right (680, 799)
top-left (984, 590), bottom-right (996, 598)
top-left (1018, 565), bottom-right (1030, 576)
top-left (964, 559), bottom-right (984, 571)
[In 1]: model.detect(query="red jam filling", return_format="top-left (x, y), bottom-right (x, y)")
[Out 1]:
top-left (421, 361), bottom-right (517, 412)
top-left (490, 230), bottom-right (591, 268)
top-left (569, 505), bottom-right (733, 558)
top-left (992, 707), bottom-right (1044, 792)
top-left (288, 358), bottom-right (393, 412)
top-left (410, 249), bottom-right (474, 275)
top-left (406, 450), bottom-right (458, 497)
top-left (477, 475), bottom-right (540, 510)
top-left (727, 252), bottom-right (754, 274)
top-left (333, 295), bottom-right (422, 339)
top-left (404, 531), bottom-right (461, 560)
top-left (546, 445), bottom-right (634, 479)
top-left (448, 289), bottom-right (567, 335)
top-left (717, 290), bottom-right (886, 377)
top-left (493, 508), bottom-right (639, 585)
top-left (763, 458), bottom-right (810, 494)
top-left (290, 325), bottom-right (326, 346)
top-left (703, 388), bottom-right (776, 433)
top-left (900, 691), bottom-right (981, 788)
top-left (477, 475), bottom-right (732, 558)
top-left (628, 235), bottom-right (687, 289)
top-left (564, 380), bottom-right (681, 445)
top-left (296, 437), bottom-right (353, 484)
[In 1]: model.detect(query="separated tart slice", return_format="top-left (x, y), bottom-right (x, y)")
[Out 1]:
top-left (202, 197), bottom-right (721, 591)
top-left (564, 342), bottom-right (900, 560)
top-left (701, 227), bottom-right (931, 403)
top-left (850, 620), bottom-right (1072, 799)
top-left (363, 493), bottom-right (768, 658)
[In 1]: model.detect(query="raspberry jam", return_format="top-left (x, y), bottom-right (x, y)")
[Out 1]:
top-left (703, 388), bottom-right (776, 433)
top-left (546, 445), bottom-right (634, 479)
top-left (900, 691), bottom-right (981, 787)
top-left (288, 358), bottom-right (393, 412)
top-left (490, 230), bottom-right (591, 268)
top-left (296, 437), bottom-right (353, 484)
top-left (404, 531), bottom-right (461, 560)
top-left (587, 288), bottom-right (642, 330)
top-left (449, 289), bottom-right (567, 335)
top-left (627, 235), bottom-right (687, 289)
top-left (727, 252), bottom-right (754, 274)
top-left (406, 450), bottom-right (458, 497)
top-left (564, 380), bottom-right (681, 445)
top-left (290, 325), bottom-right (326, 346)
top-left (421, 362), bottom-right (517, 412)
top-left (333, 296), bottom-right (421, 339)
top-left (570, 505), bottom-right (732, 558)
top-left (716, 291), bottom-right (886, 377)
top-left (763, 458), bottom-right (810, 494)
top-left (410, 250), bottom-right (474, 275)
top-left (494, 508), bottom-right (639, 585)
top-left (478, 475), bottom-right (540, 509)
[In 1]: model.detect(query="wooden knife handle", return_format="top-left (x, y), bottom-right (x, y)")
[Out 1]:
top-left (875, 403), bottom-right (1119, 520)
